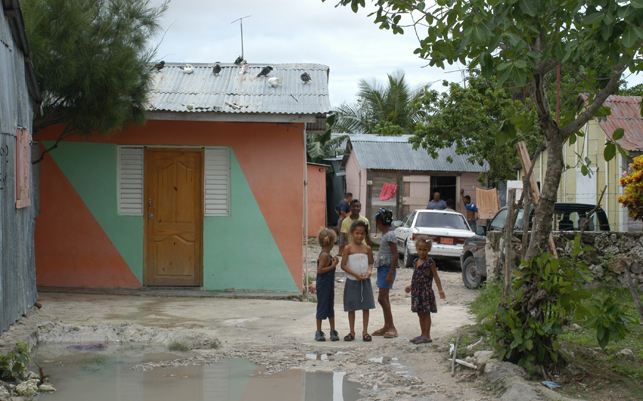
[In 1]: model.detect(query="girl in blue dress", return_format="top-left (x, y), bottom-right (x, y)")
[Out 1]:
top-left (315, 229), bottom-right (340, 341)
top-left (405, 235), bottom-right (446, 344)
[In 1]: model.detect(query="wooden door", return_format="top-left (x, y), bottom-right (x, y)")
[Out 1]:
top-left (144, 149), bottom-right (203, 286)
top-left (401, 175), bottom-right (431, 215)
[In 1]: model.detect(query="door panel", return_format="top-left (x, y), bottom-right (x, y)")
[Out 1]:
top-left (145, 149), bottom-right (203, 286)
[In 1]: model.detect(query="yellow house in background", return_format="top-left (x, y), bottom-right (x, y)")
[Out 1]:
top-left (518, 95), bottom-right (643, 232)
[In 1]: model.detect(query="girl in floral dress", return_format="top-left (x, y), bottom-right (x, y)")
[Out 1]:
top-left (405, 235), bottom-right (446, 344)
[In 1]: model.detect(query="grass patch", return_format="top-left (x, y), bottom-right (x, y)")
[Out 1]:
top-left (468, 277), bottom-right (643, 400)
top-left (79, 355), bottom-right (107, 371)
top-left (555, 285), bottom-right (643, 400)
top-left (168, 342), bottom-right (190, 352)
top-left (468, 279), bottom-right (502, 323)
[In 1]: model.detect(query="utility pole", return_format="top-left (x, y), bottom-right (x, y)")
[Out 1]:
top-left (231, 15), bottom-right (251, 60)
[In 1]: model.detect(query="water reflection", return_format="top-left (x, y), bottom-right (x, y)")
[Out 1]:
top-left (35, 347), bottom-right (360, 401)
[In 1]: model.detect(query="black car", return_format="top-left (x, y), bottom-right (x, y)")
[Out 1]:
top-left (460, 203), bottom-right (611, 289)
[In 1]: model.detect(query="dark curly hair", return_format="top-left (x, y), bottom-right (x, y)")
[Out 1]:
top-left (375, 208), bottom-right (393, 226)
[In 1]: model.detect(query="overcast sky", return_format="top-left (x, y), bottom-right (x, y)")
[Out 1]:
top-left (149, 0), bottom-right (643, 108)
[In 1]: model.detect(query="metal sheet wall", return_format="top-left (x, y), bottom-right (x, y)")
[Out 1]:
top-left (0, 11), bottom-right (38, 333)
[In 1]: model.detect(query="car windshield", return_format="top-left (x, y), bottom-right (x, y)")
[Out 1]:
top-left (415, 212), bottom-right (469, 230)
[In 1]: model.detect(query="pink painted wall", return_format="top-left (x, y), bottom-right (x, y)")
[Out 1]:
top-left (344, 152), bottom-right (367, 203)
top-left (307, 164), bottom-right (327, 237)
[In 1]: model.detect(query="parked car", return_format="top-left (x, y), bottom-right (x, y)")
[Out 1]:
top-left (394, 209), bottom-right (475, 268)
top-left (460, 203), bottom-right (611, 289)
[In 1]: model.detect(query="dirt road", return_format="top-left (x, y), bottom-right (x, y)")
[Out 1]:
top-left (32, 242), bottom-right (494, 400)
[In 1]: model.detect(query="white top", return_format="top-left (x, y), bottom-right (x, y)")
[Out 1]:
top-left (346, 253), bottom-right (369, 280)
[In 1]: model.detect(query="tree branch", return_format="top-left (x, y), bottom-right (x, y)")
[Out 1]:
top-left (32, 128), bottom-right (77, 165)
top-left (559, 53), bottom-right (636, 138)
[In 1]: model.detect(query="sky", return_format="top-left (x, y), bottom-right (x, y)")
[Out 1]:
top-left (149, 0), bottom-right (643, 108)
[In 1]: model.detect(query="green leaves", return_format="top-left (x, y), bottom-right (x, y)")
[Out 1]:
top-left (519, 0), bottom-right (543, 17)
top-left (604, 141), bottom-right (616, 161)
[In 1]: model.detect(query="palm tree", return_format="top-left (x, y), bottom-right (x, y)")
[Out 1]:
top-left (306, 114), bottom-right (348, 164)
top-left (332, 70), bottom-right (428, 136)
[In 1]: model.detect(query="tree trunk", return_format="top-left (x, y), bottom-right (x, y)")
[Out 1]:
top-left (526, 72), bottom-right (565, 261)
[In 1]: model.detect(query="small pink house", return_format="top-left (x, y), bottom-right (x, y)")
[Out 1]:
top-left (341, 135), bottom-right (489, 223)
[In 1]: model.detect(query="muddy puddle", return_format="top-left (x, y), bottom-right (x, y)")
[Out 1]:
top-left (34, 345), bottom-right (361, 401)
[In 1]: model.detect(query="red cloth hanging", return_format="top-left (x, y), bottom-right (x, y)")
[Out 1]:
top-left (379, 182), bottom-right (398, 201)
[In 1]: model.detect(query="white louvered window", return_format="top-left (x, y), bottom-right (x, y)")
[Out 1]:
top-left (204, 147), bottom-right (230, 216)
top-left (118, 147), bottom-right (144, 216)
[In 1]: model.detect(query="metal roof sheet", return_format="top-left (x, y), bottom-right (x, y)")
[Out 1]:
top-left (581, 94), bottom-right (643, 151)
top-left (147, 62), bottom-right (331, 115)
top-left (347, 135), bottom-right (487, 172)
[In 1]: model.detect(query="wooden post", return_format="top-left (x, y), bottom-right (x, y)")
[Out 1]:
top-left (452, 329), bottom-right (461, 377)
top-left (516, 141), bottom-right (558, 258)
top-left (503, 189), bottom-right (515, 299)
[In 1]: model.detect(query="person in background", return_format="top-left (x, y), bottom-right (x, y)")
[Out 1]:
top-left (460, 188), bottom-right (479, 230)
top-left (427, 191), bottom-right (447, 210)
top-left (340, 199), bottom-right (372, 251)
top-left (335, 193), bottom-right (353, 256)
top-left (446, 199), bottom-right (455, 210)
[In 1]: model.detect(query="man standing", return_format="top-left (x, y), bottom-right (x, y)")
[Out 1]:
top-left (340, 199), bottom-right (373, 249)
top-left (335, 193), bottom-right (352, 256)
top-left (460, 188), bottom-right (479, 230)
top-left (427, 191), bottom-right (447, 210)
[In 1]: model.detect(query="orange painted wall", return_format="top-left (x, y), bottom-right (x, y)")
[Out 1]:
top-left (35, 153), bottom-right (141, 288)
top-left (307, 164), bottom-right (327, 237)
top-left (36, 120), bottom-right (305, 290)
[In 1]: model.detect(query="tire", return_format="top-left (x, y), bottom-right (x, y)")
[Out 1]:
top-left (397, 253), bottom-right (404, 269)
top-left (462, 256), bottom-right (483, 289)
top-left (404, 248), bottom-right (415, 268)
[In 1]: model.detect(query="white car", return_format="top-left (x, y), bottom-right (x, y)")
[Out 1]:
top-left (394, 209), bottom-right (475, 268)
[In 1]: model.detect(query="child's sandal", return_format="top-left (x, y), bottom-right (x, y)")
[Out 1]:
top-left (344, 333), bottom-right (355, 341)
top-left (363, 333), bottom-right (372, 342)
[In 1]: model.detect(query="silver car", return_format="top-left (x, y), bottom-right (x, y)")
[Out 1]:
top-left (394, 209), bottom-right (475, 268)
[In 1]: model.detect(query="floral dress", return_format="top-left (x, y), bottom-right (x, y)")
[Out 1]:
top-left (411, 257), bottom-right (437, 313)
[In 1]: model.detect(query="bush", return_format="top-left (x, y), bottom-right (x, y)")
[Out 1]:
top-left (487, 235), bottom-right (638, 373)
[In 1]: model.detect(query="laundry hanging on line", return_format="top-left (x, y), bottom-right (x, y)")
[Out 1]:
top-left (379, 182), bottom-right (398, 201)
top-left (476, 188), bottom-right (500, 219)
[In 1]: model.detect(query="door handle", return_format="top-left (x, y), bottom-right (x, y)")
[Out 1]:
top-left (148, 214), bottom-right (154, 219)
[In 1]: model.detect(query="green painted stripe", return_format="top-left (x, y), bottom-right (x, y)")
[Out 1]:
top-left (203, 151), bottom-right (298, 291)
top-left (44, 141), bottom-right (144, 284)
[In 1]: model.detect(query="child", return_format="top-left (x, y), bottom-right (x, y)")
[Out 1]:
top-left (405, 235), bottom-right (446, 344)
top-left (315, 229), bottom-right (340, 342)
top-left (341, 220), bottom-right (376, 342)
top-left (372, 209), bottom-right (399, 339)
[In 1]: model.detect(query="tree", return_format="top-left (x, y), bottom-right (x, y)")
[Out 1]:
top-left (22, 0), bottom-right (168, 162)
top-left (617, 82), bottom-right (643, 96)
top-left (333, 70), bottom-right (427, 135)
top-left (307, 115), bottom-right (348, 163)
top-left (410, 75), bottom-right (541, 185)
top-left (326, 0), bottom-right (640, 261)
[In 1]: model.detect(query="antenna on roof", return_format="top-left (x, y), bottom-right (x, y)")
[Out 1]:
top-left (231, 15), bottom-right (251, 61)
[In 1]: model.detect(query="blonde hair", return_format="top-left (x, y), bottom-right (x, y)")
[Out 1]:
top-left (317, 228), bottom-right (337, 247)
top-left (415, 235), bottom-right (432, 250)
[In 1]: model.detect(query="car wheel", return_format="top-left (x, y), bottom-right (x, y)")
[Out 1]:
top-left (462, 256), bottom-right (483, 289)
top-left (397, 253), bottom-right (404, 269)
top-left (404, 248), bottom-right (415, 268)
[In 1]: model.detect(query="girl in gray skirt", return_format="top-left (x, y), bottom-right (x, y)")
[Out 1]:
top-left (340, 220), bottom-right (375, 341)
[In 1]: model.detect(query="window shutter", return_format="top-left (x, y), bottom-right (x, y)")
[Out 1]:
top-left (16, 128), bottom-right (31, 209)
top-left (204, 148), bottom-right (230, 216)
top-left (118, 147), bottom-right (144, 216)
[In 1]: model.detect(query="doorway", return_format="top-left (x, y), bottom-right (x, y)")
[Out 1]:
top-left (431, 176), bottom-right (457, 206)
top-left (144, 148), bottom-right (203, 286)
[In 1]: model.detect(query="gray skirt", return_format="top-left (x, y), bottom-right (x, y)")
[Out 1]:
top-left (343, 278), bottom-right (375, 312)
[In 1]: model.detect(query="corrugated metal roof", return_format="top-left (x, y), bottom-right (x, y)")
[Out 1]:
top-left (581, 94), bottom-right (643, 151)
top-left (147, 62), bottom-right (331, 115)
top-left (346, 135), bottom-right (487, 172)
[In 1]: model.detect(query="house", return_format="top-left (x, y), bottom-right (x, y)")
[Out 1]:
top-left (0, 0), bottom-right (41, 332)
top-left (340, 134), bottom-right (489, 224)
top-left (518, 95), bottom-right (641, 232)
top-left (34, 62), bottom-right (331, 293)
